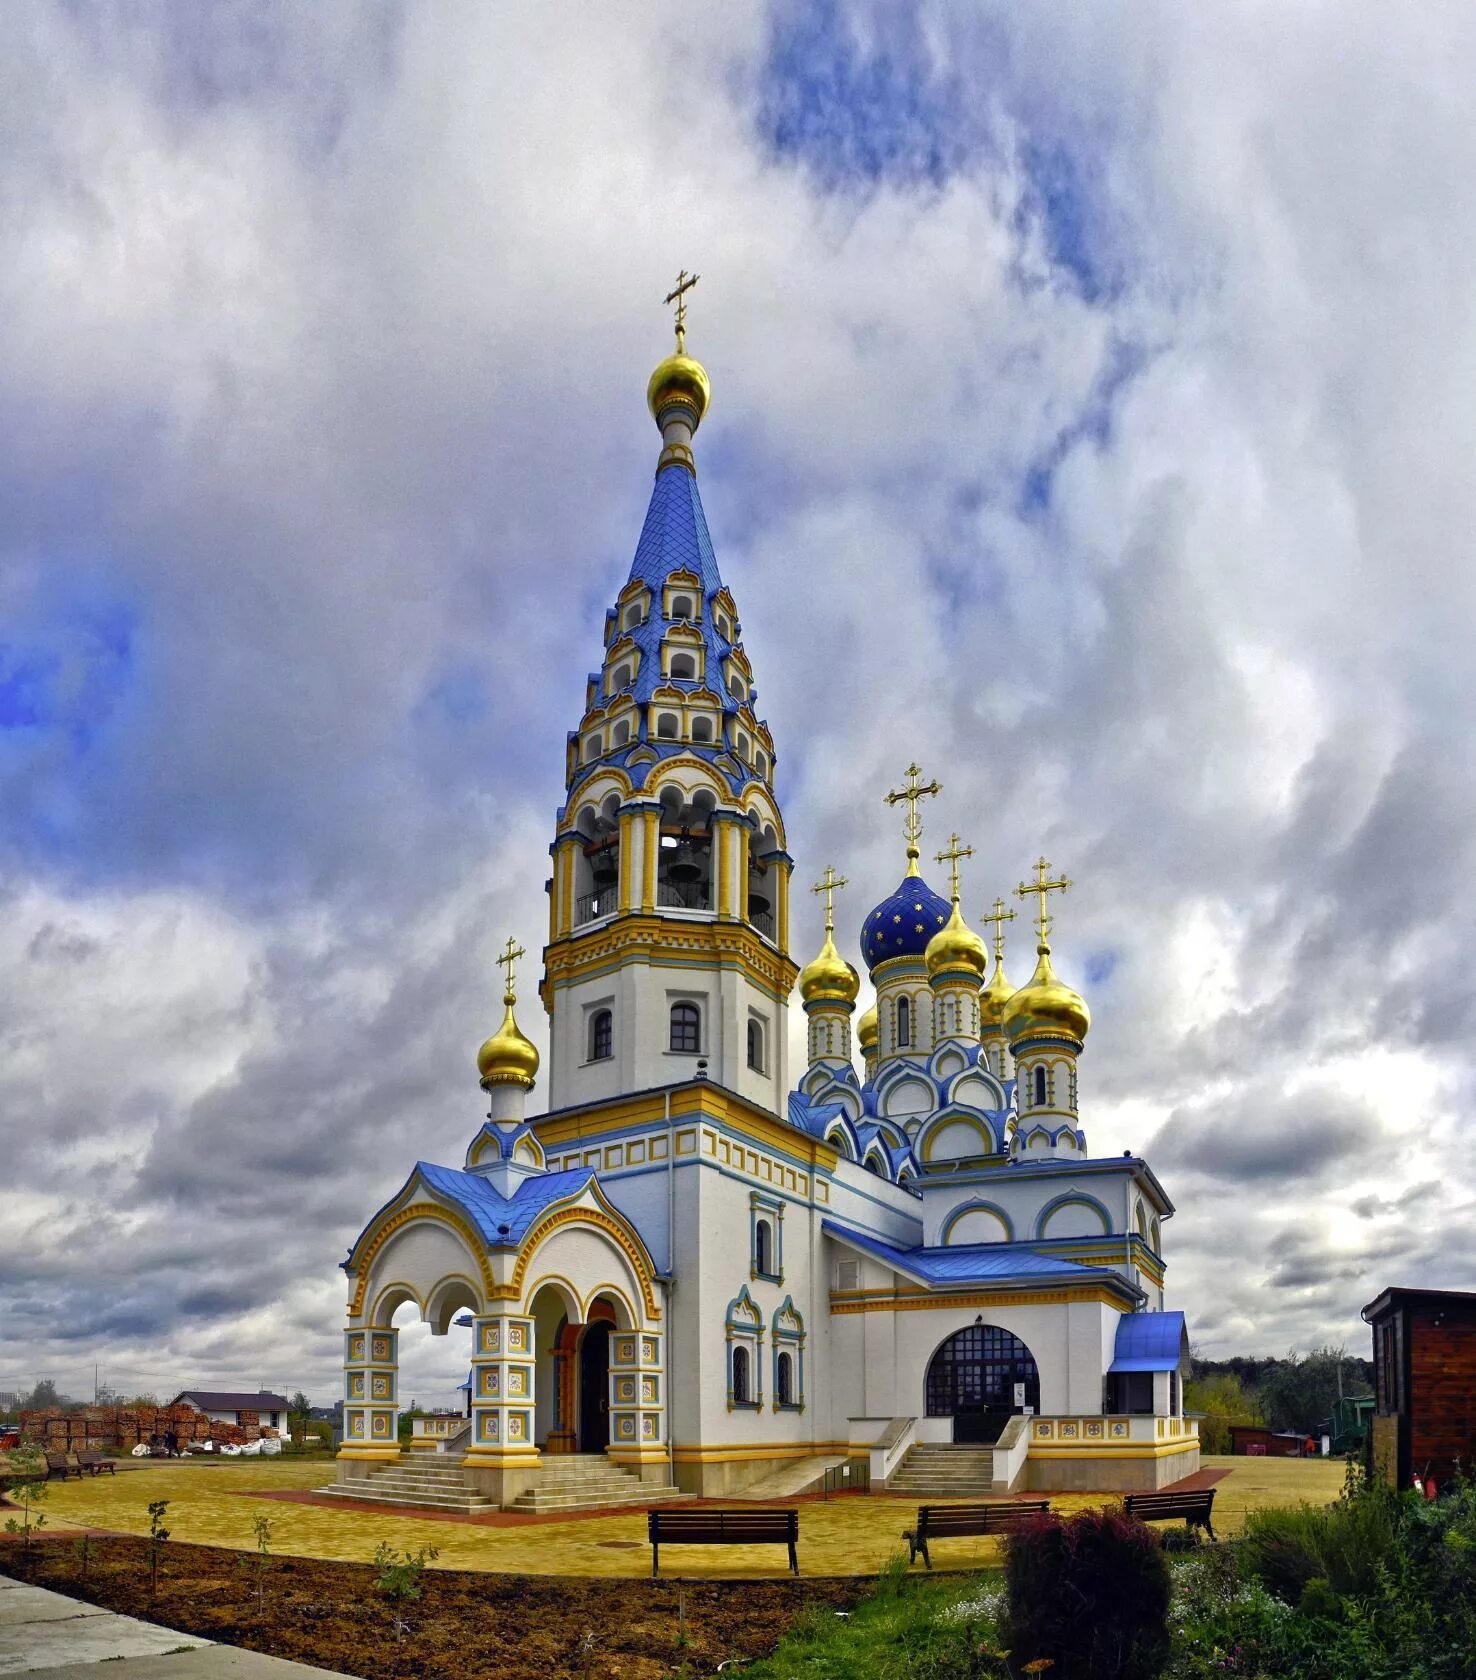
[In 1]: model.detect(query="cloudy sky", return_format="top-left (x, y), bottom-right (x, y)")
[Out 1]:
top-left (3, 3), bottom-right (1473, 1410)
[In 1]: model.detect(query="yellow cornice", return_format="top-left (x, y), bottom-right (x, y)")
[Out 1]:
top-left (530, 1083), bottom-right (839, 1174)
top-left (540, 914), bottom-right (798, 1008)
top-left (829, 1283), bottom-right (1128, 1315)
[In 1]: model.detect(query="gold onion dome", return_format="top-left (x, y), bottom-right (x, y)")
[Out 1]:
top-left (647, 353), bottom-right (710, 429)
top-left (1002, 943), bottom-right (1091, 1046)
top-left (857, 1002), bottom-right (879, 1052)
top-left (476, 993), bottom-right (541, 1089)
top-left (799, 928), bottom-right (861, 1006)
top-left (925, 901), bottom-right (988, 980)
top-left (980, 954), bottom-right (1015, 1029)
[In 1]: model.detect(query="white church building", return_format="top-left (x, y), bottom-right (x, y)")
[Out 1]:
top-left (332, 303), bottom-right (1198, 1512)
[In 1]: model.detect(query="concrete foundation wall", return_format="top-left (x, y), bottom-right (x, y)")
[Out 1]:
top-left (1025, 1444), bottom-right (1200, 1492)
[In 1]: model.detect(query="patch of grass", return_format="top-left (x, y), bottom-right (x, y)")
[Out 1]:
top-left (742, 1552), bottom-right (1007, 1679)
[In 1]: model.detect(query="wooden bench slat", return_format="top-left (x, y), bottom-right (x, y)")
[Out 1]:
top-left (1123, 1489), bottom-right (1217, 1539)
top-left (648, 1508), bottom-right (800, 1576)
top-left (902, 1500), bottom-right (1052, 1568)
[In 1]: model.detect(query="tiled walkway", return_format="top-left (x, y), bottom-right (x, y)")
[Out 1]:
top-left (22, 1456), bottom-right (1344, 1579)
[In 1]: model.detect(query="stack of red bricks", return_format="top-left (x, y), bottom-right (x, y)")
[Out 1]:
top-left (20, 1404), bottom-right (276, 1452)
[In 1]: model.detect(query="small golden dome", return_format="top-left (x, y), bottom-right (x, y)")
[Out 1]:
top-left (925, 901), bottom-right (988, 980)
top-left (647, 353), bottom-right (711, 428)
top-left (799, 928), bottom-right (860, 1006)
top-left (476, 993), bottom-right (540, 1089)
top-left (980, 954), bottom-right (1014, 1030)
top-left (1002, 943), bottom-right (1090, 1046)
top-left (857, 1001), bottom-right (879, 1052)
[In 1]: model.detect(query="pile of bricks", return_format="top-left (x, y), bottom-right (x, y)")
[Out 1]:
top-left (19, 1405), bottom-right (278, 1452)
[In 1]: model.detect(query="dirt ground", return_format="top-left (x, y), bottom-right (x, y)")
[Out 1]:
top-left (0, 1534), bottom-right (867, 1679)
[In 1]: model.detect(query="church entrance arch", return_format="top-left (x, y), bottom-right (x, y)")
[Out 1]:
top-left (578, 1320), bottom-right (612, 1452)
top-left (925, 1324), bottom-right (1040, 1444)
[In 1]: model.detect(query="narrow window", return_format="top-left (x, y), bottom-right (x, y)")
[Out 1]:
top-left (753, 750), bottom-right (767, 777)
top-left (897, 995), bottom-right (911, 1047)
top-left (589, 1009), bottom-right (612, 1062)
top-left (732, 1345), bottom-right (750, 1405)
top-left (612, 720), bottom-right (630, 746)
top-left (584, 734), bottom-right (602, 762)
top-left (656, 712), bottom-right (679, 739)
top-left (670, 653), bottom-right (696, 680)
top-left (671, 594), bottom-right (695, 619)
top-left (622, 603), bottom-right (643, 630)
top-left (747, 1018), bottom-right (764, 1071)
top-left (610, 664), bottom-right (631, 691)
top-left (691, 716), bottom-right (714, 743)
top-left (730, 675), bottom-right (746, 702)
top-left (777, 1350), bottom-right (794, 1407)
top-left (669, 1001), bottom-right (701, 1054)
top-left (755, 1219), bottom-right (773, 1276)
top-left (1033, 1065), bottom-right (1047, 1107)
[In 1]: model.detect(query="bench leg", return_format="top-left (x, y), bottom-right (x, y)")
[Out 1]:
top-left (651, 1543), bottom-right (659, 1579)
top-left (788, 1540), bottom-right (798, 1577)
top-left (920, 1538), bottom-right (932, 1571)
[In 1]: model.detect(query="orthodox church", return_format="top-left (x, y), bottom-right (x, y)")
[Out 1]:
top-left (333, 292), bottom-right (1198, 1512)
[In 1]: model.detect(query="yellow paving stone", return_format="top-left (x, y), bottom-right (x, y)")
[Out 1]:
top-left (32, 1455), bottom-right (1346, 1578)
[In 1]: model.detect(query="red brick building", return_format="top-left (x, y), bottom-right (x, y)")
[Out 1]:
top-left (1362, 1286), bottom-right (1476, 1489)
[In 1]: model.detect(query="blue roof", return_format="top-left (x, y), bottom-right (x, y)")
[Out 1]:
top-left (861, 873), bottom-right (952, 968)
top-left (414, 1161), bottom-right (594, 1248)
top-left (1109, 1311), bottom-right (1188, 1373)
top-left (628, 465), bottom-right (723, 596)
top-left (823, 1218), bottom-right (1099, 1288)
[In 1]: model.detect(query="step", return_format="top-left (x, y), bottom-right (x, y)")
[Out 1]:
top-left (319, 1488), bottom-right (494, 1514)
top-left (511, 1485), bottom-right (686, 1512)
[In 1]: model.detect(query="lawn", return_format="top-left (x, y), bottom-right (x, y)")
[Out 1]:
top-left (22, 1454), bottom-right (1343, 1578)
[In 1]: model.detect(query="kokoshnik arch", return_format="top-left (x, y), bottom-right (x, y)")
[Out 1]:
top-left (336, 282), bottom-right (1199, 1509)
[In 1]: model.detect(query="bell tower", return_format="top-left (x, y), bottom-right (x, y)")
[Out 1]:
top-left (540, 280), bottom-right (797, 1113)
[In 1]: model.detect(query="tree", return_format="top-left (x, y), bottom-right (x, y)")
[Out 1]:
top-left (1183, 1371), bottom-right (1263, 1454)
top-left (288, 1392), bottom-right (312, 1445)
top-left (21, 1380), bottom-right (62, 1412)
top-left (1256, 1346), bottom-right (1372, 1435)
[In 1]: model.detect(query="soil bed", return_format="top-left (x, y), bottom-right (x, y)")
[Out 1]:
top-left (0, 1534), bottom-right (865, 1679)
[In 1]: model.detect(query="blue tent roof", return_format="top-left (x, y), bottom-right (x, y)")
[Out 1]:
top-left (1109, 1311), bottom-right (1188, 1373)
top-left (414, 1161), bottom-right (594, 1248)
top-left (628, 465), bottom-right (723, 596)
top-left (823, 1219), bottom-right (1098, 1288)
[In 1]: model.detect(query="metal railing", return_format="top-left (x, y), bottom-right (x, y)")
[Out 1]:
top-left (575, 890), bottom-right (618, 925)
top-left (657, 879), bottom-right (711, 912)
top-left (750, 907), bottom-right (776, 939)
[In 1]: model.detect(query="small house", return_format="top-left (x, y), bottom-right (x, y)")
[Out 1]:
top-left (170, 1389), bottom-right (288, 1432)
top-left (1362, 1286), bottom-right (1476, 1489)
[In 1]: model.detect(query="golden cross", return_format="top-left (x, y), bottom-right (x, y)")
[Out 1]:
top-left (810, 865), bottom-right (848, 933)
top-left (883, 763), bottom-right (941, 874)
top-left (979, 896), bottom-right (1017, 963)
top-left (933, 833), bottom-right (974, 904)
top-left (1015, 856), bottom-right (1072, 943)
top-left (496, 936), bottom-right (526, 1000)
top-left (663, 269), bottom-right (701, 354)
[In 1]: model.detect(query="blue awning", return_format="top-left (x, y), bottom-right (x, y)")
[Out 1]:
top-left (1109, 1310), bottom-right (1188, 1373)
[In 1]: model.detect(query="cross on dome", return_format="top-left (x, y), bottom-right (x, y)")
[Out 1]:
top-left (980, 896), bottom-right (1017, 962)
top-left (496, 936), bottom-right (527, 1001)
top-left (1016, 856), bottom-right (1072, 944)
top-left (884, 762), bottom-right (941, 877)
top-left (663, 269), bottom-right (700, 355)
top-left (811, 865), bottom-right (848, 932)
top-left (934, 833), bottom-right (975, 904)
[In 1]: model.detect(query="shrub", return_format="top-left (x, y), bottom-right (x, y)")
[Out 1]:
top-left (1240, 1484), bottom-right (1398, 1603)
top-left (372, 1542), bottom-right (440, 1643)
top-left (1005, 1506), bottom-right (1172, 1680)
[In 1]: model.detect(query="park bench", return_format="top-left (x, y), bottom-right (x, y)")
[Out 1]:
top-left (1123, 1488), bottom-right (1217, 1539)
top-left (902, 1500), bottom-right (1052, 1569)
top-left (77, 1451), bottom-right (116, 1476)
top-left (648, 1508), bottom-right (800, 1577)
top-left (44, 1452), bottom-right (83, 1480)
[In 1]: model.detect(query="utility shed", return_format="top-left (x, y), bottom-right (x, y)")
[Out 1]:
top-left (1361, 1286), bottom-right (1476, 1489)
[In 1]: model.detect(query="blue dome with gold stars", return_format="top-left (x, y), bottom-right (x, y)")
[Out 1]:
top-left (861, 875), bottom-right (952, 969)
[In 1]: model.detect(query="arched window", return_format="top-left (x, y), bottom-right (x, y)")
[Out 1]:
top-left (656, 712), bottom-right (679, 739)
top-left (1033, 1065), bottom-right (1047, 1107)
top-left (670, 594), bottom-right (695, 620)
top-left (730, 675), bottom-right (747, 702)
top-left (755, 1219), bottom-right (772, 1276)
top-left (737, 731), bottom-right (750, 760)
top-left (897, 995), bottom-right (912, 1047)
top-left (610, 664), bottom-right (631, 691)
top-left (747, 1018), bottom-right (765, 1072)
top-left (691, 715), bottom-right (714, 743)
top-left (622, 603), bottom-right (644, 630)
top-left (753, 750), bottom-right (767, 777)
top-left (670, 653), bottom-right (696, 680)
top-left (776, 1350), bottom-right (794, 1407)
top-left (584, 734), bottom-right (602, 762)
top-left (589, 1009), bottom-right (612, 1062)
top-left (731, 1344), bottom-right (751, 1405)
top-left (612, 720), bottom-right (630, 746)
top-left (669, 1001), bottom-right (701, 1054)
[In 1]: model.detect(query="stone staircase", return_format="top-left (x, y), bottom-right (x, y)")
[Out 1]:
top-left (321, 1449), bottom-right (685, 1515)
top-left (320, 1450), bottom-right (495, 1515)
top-left (509, 1453), bottom-right (685, 1513)
top-left (886, 1443), bottom-right (997, 1498)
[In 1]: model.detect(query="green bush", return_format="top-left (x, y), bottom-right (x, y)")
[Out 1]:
top-left (1005, 1507), bottom-right (1172, 1680)
top-left (1241, 1482), bottom-right (1399, 1603)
